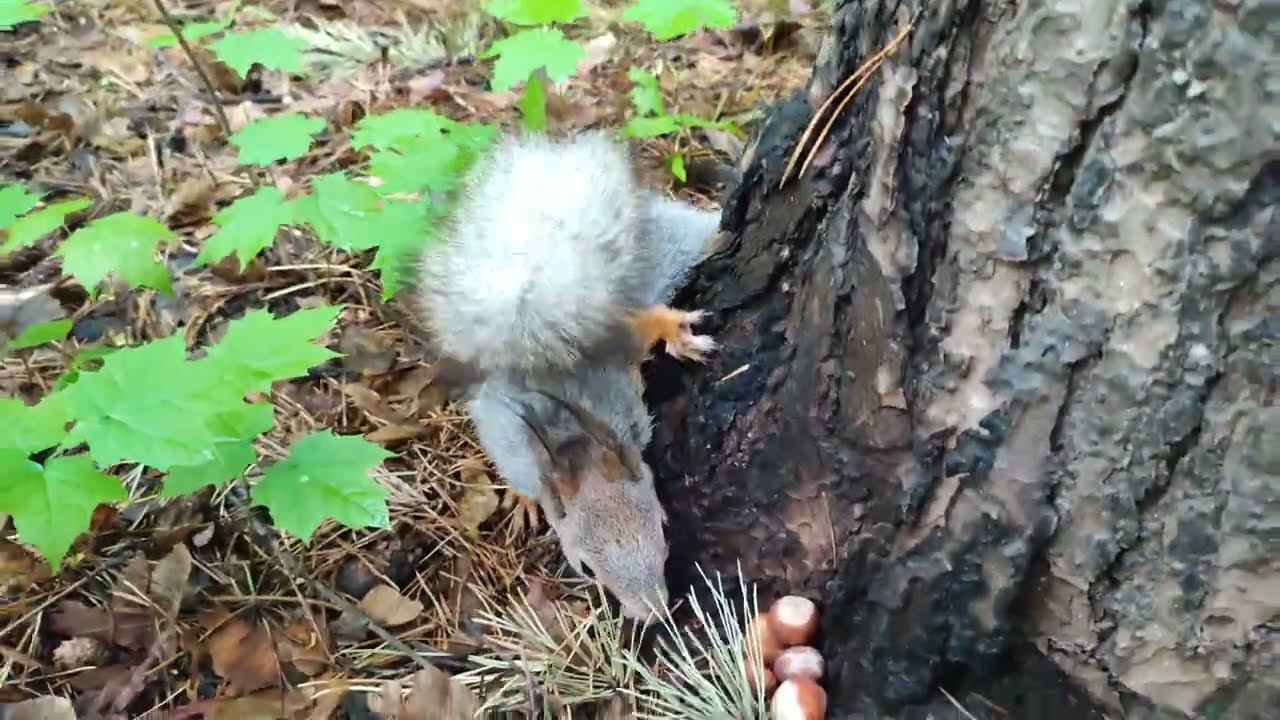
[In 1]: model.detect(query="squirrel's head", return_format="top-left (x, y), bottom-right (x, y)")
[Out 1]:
top-left (518, 396), bottom-right (669, 623)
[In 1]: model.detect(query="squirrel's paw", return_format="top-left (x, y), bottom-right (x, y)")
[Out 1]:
top-left (663, 309), bottom-right (716, 363)
top-left (502, 491), bottom-right (541, 537)
top-left (633, 306), bottom-right (716, 363)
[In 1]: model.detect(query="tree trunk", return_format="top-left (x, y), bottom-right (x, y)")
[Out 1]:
top-left (647, 0), bottom-right (1276, 717)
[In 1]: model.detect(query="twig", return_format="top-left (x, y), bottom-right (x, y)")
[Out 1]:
top-left (780, 18), bottom-right (917, 187)
top-left (149, 0), bottom-right (234, 140)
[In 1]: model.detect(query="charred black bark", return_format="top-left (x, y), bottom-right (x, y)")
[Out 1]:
top-left (647, 0), bottom-right (1276, 716)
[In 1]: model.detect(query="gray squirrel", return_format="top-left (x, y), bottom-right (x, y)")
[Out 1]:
top-left (417, 131), bottom-right (720, 620)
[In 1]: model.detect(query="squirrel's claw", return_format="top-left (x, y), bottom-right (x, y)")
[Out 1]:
top-left (663, 309), bottom-right (716, 363)
top-left (502, 490), bottom-right (541, 537)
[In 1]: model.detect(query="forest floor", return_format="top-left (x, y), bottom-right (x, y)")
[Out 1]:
top-left (0, 0), bottom-right (822, 717)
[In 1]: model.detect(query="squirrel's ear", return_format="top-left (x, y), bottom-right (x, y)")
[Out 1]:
top-left (535, 391), bottom-right (645, 478)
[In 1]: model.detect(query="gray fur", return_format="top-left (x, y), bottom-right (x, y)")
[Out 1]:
top-left (419, 131), bottom-right (721, 620)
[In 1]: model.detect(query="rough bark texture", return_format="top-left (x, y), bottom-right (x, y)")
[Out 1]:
top-left (646, 0), bottom-right (1276, 716)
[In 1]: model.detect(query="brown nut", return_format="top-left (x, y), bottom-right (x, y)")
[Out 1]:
top-left (746, 613), bottom-right (782, 663)
top-left (773, 645), bottom-right (824, 682)
top-left (771, 677), bottom-right (827, 720)
top-left (768, 595), bottom-right (819, 647)
top-left (745, 662), bottom-right (778, 697)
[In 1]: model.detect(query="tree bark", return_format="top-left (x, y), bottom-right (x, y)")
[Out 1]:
top-left (647, 0), bottom-right (1276, 717)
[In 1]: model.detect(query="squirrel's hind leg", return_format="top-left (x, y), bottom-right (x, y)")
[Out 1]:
top-left (629, 305), bottom-right (716, 363)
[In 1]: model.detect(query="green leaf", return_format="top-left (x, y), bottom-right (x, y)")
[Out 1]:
top-left (149, 17), bottom-right (231, 48)
top-left (518, 73), bottom-right (548, 131)
top-left (0, 393), bottom-right (70, 454)
top-left (1, 198), bottom-right (92, 254)
top-left (367, 140), bottom-right (463, 195)
top-left (481, 27), bottom-right (585, 92)
top-left (161, 402), bottom-right (273, 497)
top-left (253, 430), bottom-right (392, 542)
top-left (62, 336), bottom-right (229, 470)
top-left (350, 109), bottom-right (459, 152)
top-left (293, 174), bottom-right (385, 251)
top-left (622, 114), bottom-right (683, 138)
top-left (0, 0), bottom-right (49, 28)
top-left (0, 453), bottom-right (126, 569)
top-left (200, 305), bottom-right (342, 394)
top-left (669, 152), bottom-right (687, 181)
top-left (230, 113), bottom-right (325, 166)
top-left (488, 0), bottom-right (583, 25)
top-left (9, 318), bottom-right (72, 349)
top-left (52, 346), bottom-right (117, 392)
top-left (0, 183), bottom-right (41, 229)
top-left (622, 0), bottom-right (738, 41)
top-left (57, 212), bottom-right (175, 295)
top-left (369, 200), bottom-right (439, 299)
top-left (628, 68), bottom-right (666, 117)
top-left (673, 111), bottom-right (740, 134)
top-left (194, 187), bottom-right (292, 269)
top-left (210, 27), bottom-right (307, 77)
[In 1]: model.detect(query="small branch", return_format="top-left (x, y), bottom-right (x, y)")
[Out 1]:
top-left (149, 0), bottom-right (234, 140)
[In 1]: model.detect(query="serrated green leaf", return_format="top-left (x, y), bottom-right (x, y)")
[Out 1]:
top-left (350, 109), bottom-right (459, 152)
top-left (369, 200), bottom-right (439, 299)
top-left (622, 114), bottom-right (683, 138)
top-left (1, 198), bottom-right (92, 254)
top-left (518, 73), bottom-right (548, 131)
top-left (0, 452), bottom-right (126, 569)
top-left (200, 305), bottom-right (342, 394)
top-left (673, 112), bottom-right (740, 133)
top-left (230, 113), bottom-right (325, 166)
top-left (622, 0), bottom-right (738, 40)
top-left (669, 152), bottom-right (687, 181)
top-left (488, 0), bottom-right (583, 25)
top-left (52, 346), bottom-right (117, 391)
top-left (367, 138), bottom-right (463, 194)
top-left (210, 27), bottom-right (307, 77)
top-left (9, 318), bottom-right (72, 349)
top-left (293, 174), bottom-right (385, 251)
top-left (149, 17), bottom-right (232, 48)
top-left (62, 336), bottom-right (229, 470)
top-left (0, 0), bottom-right (49, 28)
top-left (253, 430), bottom-right (392, 542)
top-left (0, 393), bottom-right (70, 454)
top-left (482, 27), bottom-right (585, 92)
top-left (56, 212), bottom-right (175, 295)
top-left (194, 187), bottom-right (292, 269)
top-left (161, 402), bottom-right (273, 497)
top-left (628, 68), bottom-right (666, 117)
top-left (0, 183), bottom-right (41, 229)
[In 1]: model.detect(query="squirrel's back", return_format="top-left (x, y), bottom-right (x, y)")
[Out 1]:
top-left (419, 131), bottom-right (654, 376)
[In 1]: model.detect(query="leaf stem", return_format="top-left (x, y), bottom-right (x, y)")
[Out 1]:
top-left (149, 0), bottom-right (234, 140)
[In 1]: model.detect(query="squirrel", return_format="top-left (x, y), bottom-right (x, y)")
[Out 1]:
top-left (417, 131), bottom-right (721, 620)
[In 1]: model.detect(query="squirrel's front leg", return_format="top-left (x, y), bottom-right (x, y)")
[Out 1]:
top-left (629, 305), bottom-right (715, 363)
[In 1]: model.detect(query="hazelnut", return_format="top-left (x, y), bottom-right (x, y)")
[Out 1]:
top-left (746, 612), bottom-right (782, 663)
top-left (768, 595), bottom-right (819, 646)
top-left (745, 662), bottom-right (778, 697)
top-left (771, 677), bottom-right (827, 720)
top-left (773, 645), bottom-right (824, 682)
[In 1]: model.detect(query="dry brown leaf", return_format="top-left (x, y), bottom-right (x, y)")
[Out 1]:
top-left (203, 611), bottom-right (281, 694)
top-left (377, 665), bottom-right (479, 720)
top-left (456, 465), bottom-right (499, 534)
top-left (107, 556), bottom-right (161, 651)
top-left (0, 538), bottom-right (51, 593)
top-left (0, 695), bottom-right (77, 720)
top-left (365, 423), bottom-right (425, 444)
top-left (277, 616), bottom-right (331, 677)
top-left (162, 177), bottom-right (218, 227)
top-left (359, 584), bottom-right (424, 626)
top-left (149, 543), bottom-right (192, 618)
top-left (206, 689), bottom-right (306, 720)
top-left (339, 325), bottom-right (398, 376)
